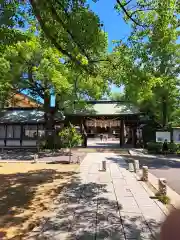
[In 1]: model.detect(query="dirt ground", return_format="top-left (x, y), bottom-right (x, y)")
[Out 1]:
top-left (0, 162), bottom-right (79, 240)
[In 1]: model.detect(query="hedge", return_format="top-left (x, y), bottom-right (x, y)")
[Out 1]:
top-left (146, 142), bottom-right (180, 154)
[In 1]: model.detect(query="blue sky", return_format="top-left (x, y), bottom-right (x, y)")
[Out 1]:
top-left (88, 0), bottom-right (131, 93)
top-left (88, 0), bottom-right (131, 51)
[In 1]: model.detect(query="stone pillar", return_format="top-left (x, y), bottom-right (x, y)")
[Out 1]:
top-left (158, 178), bottom-right (167, 196)
top-left (142, 166), bottom-right (148, 181)
top-left (102, 161), bottom-right (106, 171)
top-left (120, 119), bottom-right (125, 147)
top-left (134, 160), bottom-right (140, 173)
top-left (128, 162), bottom-right (134, 172)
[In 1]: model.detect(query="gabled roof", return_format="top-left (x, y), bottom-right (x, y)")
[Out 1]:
top-left (8, 92), bottom-right (42, 107)
top-left (0, 108), bottom-right (64, 123)
top-left (66, 101), bottom-right (140, 116)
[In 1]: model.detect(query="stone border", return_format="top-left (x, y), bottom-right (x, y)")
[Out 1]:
top-left (129, 150), bottom-right (180, 209)
top-left (148, 171), bottom-right (180, 210)
top-left (129, 150), bottom-right (180, 211)
top-left (133, 170), bottom-right (169, 216)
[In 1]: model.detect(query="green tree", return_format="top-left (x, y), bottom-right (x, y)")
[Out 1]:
top-left (1, 0), bottom-right (108, 74)
top-left (110, 92), bottom-right (125, 101)
top-left (59, 124), bottom-right (82, 162)
top-left (2, 35), bottom-right (70, 147)
top-left (2, 28), bottom-right (109, 146)
top-left (112, 0), bottom-right (180, 127)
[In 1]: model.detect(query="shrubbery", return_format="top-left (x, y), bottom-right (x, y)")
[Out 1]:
top-left (146, 142), bottom-right (162, 153)
top-left (59, 124), bottom-right (82, 162)
top-left (59, 124), bottom-right (82, 149)
top-left (146, 142), bottom-right (180, 154)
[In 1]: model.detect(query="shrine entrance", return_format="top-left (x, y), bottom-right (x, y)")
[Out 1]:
top-left (86, 118), bottom-right (120, 138)
top-left (64, 100), bottom-right (143, 148)
top-left (84, 117), bottom-right (127, 147)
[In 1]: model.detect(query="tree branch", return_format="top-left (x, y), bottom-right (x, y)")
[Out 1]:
top-left (116, 0), bottom-right (145, 27)
top-left (29, 0), bottom-right (95, 74)
top-left (129, 8), bottom-right (155, 17)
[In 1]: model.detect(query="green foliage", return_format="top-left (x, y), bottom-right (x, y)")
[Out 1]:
top-left (1, 35), bottom-right (71, 103)
top-left (110, 92), bottom-right (125, 101)
top-left (155, 193), bottom-right (170, 205)
top-left (146, 142), bottom-right (163, 154)
top-left (1, 1), bottom-right (108, 75)
top-left (59, 124), bottom-right (82, 148)
top-left (147, 142), bottom-right (180, 154)
top-left (142, 125), bottom-right (157, 144)
top-left (111, 0), bottom-right (180, 127)
top-left (168, 142), bottom-right (178, 153)
top-left (28, 0), bottom-right (108, 73)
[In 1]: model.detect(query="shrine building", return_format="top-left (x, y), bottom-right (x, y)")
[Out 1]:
top-left (65, 100), bottom-right (145, 147)
top-left (0, 100), bottom-right (146, 148)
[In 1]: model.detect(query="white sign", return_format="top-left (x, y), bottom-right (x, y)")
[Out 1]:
top-left (156, 131), bottom-right (171, 142)
top-left (173, 129), bottom-right (180, 143)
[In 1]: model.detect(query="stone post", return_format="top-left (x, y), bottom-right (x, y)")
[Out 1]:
top-left (102, 161), bottom-right (106, 171)
top-left (128, 162), bottom-right (134, 172)
top-left (77, 156), bottom-right (81, 164)
top-left (134, 160), bottom-right (140, 173)
top-left (158, 178), bottom-right (167, 196)
top-left (34, 154), bottom-right (38, 163)
top-left (142, 166), bottom-right (148, 181)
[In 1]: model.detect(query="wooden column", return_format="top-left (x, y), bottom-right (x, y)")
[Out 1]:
top-left (5, 124), bottom-right (7, 147)
top-left (20, 125), bottom-right (23, 147)
top-left (132, 127), bottom-right (137, 147)
top-left (120, 119), bottom-right (125, 147)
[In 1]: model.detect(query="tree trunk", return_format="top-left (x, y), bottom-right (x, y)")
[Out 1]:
top-left (162, 96), bottom-right (167, 128)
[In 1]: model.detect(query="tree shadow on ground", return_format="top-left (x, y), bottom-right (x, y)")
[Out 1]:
top-left (0, 169), bottom-right (77, 232)
top-left (106, 156), bottom-right (128, 169)
top-left (0, 150), bottom-right (86, 163)
top-left (29, 176), bottom-right (162, 240)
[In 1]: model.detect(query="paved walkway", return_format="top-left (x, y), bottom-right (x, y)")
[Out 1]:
top-left (87, 138), bottom-right (120, 148)
top-left (28, 153), bottom-right (166, 240)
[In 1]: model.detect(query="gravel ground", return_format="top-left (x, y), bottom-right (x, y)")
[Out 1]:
top-left (0, 149), bottom-right (87, 163)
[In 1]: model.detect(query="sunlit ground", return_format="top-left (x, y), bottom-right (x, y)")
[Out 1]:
top-left (0, 163), bottom-right (78, 239)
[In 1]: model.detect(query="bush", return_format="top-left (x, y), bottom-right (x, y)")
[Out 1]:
top-left (147, 142), bottom-right (180, 154)
top-left (59, 125), bottom-right (82, 149)
top-left (168, 142), bottom-right (178, 153)
top-left (147, 142), bottom-right (162, 153)
top-left (59, 124), bottom-right (82, 162)
top-left (155, 193), bottom-right (170, 205)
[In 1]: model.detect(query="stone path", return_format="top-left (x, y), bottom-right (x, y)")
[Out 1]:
top-left (27, 153), bottom-right (166, 240)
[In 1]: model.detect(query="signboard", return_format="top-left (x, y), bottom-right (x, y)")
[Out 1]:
top-left (173, 129), bottom-right (180, 143)
top-left (156, 131), bottom-right (170, 142)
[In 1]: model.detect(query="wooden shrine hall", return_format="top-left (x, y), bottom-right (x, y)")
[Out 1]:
top-left (0, 100), bottom-right (146, 149)
top-left (65, 100), bottom-right (144, 147)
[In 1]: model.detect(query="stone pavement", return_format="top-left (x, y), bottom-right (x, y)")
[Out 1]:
top-left (27, 153), bottom-right (167, 240)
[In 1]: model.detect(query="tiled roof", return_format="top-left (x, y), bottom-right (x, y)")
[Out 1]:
top-left (0, 109), bottom-right (64, 123)
top-left (67, 101), bottom-right (140, 116)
